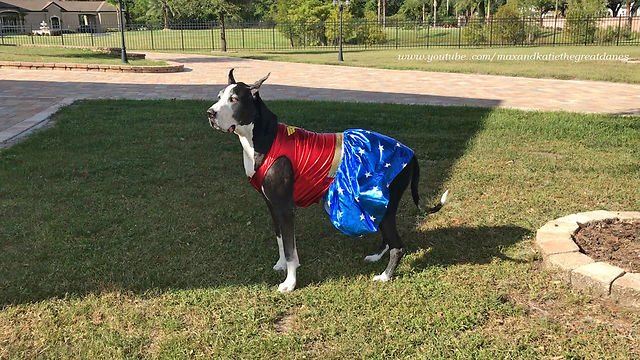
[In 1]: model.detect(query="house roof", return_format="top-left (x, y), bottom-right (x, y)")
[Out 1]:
top-left (0, 1), bottom-right (117, 13)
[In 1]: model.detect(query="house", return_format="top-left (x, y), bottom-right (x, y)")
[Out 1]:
top-left (0, 0), bottom-right (120, 34)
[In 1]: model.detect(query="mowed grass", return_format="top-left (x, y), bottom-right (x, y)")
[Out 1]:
top-left (216, 45), bottom-right (640, 83)
top-left (1, 100), bottom-right (639, 359)
top-left (0, 45), bottom-right (167, 66)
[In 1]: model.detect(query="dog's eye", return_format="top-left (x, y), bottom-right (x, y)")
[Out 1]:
top-left (230, 97), bottom-right (238, 102)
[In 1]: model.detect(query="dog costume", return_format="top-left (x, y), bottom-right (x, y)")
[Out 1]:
top-left (249, 123), bottom-right (414, 237)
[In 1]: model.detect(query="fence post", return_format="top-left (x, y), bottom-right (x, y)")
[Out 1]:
top-left (583, 16), bottom-right (589, 45)
top-left (181, 26), bottom-right (184, 50)
top-left (426, 21), bottom-right (430, 48)
top-left (395, 20), bottom-right (399, 48)
top-left (303, 20), bottom-right (306, 49)
top-left (489, 16), bottom-right (493, 47)
top-left (30, 24), bottom-right (35, 44)
top-left (552, 15), bottom-right (557, 46)
top-left (458, 22), bottom-right (462, 48)
top-left (0, 22), bottom-right (3, 45)
top-left (616, 16), bottom-right (622, 46)
top-left (150, 24), bottom-right (155, 50)
top-left (242, 22), bottom-right (245, 49)
top-left (60, 27), bottom-right (64, 45)
top-left (272, 23), bottom-right (275, 50)
top-left (364, 19), bottom-right (367, 49)
top-left (211, 22), bottom-right (215, 50)
top-left (521, 16), bottom-right (526, 46)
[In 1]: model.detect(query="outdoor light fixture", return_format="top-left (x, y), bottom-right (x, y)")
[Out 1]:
top-left (332, 0), bottom-right (350, 62)
top-left (118, 0), bottom-right (128, 64)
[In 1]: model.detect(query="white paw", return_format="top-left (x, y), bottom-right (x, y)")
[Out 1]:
top-left (372, 273), bottom-right (390, 282)
top-left (273, 259), bottom-right (287, 271)
top-left (364, 254), bottom-right (383, 262)
top-left (278, 279), bottom-right (296, 293)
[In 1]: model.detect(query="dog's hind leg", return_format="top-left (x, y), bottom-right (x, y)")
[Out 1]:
top-left (264, 198), bottom-right (286, 271)
top-left (262, 156), bottom-right (299, 293)
top-left (372, 217), bottom-right (405, 282)
top-left (372, 159), bottom-right (412, 282)
top-left (364, 241), bottom-right (389, 262)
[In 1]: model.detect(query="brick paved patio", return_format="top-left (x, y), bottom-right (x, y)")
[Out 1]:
top-left (1, 52), bottom-right (639, 145)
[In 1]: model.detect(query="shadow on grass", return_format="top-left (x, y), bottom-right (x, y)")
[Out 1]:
top-left (0, 93), bottom-right (504, 306)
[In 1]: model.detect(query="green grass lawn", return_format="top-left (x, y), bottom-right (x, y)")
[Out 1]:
top-left (1, 100), bottom-right (639, 359)
top-left (0, 45), bottom-right (167, 66)
top-left (213, 45), bottom-right (640, 83)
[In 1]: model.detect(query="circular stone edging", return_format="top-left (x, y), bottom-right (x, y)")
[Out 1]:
top-left (535, 210), bottom-right (640, 308)
top-left (0, 60), bottom-right (183, 73)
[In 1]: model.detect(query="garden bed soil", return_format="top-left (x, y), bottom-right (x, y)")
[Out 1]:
top-left (573, 219), bottom-right (640, 273)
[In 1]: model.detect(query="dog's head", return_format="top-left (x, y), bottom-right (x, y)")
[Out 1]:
top-left (207, 69), bottom-right (279, 168)
top-left (207, 69), bottom-right (270, 134)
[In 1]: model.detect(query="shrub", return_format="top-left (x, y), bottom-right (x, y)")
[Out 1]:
top-left (325, 7), bottom-right (356, 45)
top-left (354, 11), bottom-right (386, 45)
top-left (564, 0), bottom-right (607, 44)
top-left (565, 12), bottom-right (597, 43)
top-left (598, 25), bottom-right (632, 43)
top-left (494, 5), bottom-right (525, 45)
top-left (462, 16), bottom-right (488, 45)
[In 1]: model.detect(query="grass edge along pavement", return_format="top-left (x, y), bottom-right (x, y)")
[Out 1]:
top-left (0, 45), bottom-right (168, 66)
top-left (2, 44), bottom-right (639, 83)
top-left (206, 46), bottom-right (640, 84)
top-left (1, 99), bottom-right (639, 359)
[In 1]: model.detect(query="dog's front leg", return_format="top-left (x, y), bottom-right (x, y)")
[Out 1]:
top-left (262, 157), bottom-right (299, 292)
top-left (264, 198), bottom-right (287, 271)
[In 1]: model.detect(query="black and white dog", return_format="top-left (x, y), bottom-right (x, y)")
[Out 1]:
top-left (207, 70), bottom-right (447, 292)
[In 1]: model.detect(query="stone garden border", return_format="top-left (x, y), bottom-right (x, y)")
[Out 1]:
top-left (536, 211), bottom-right (640, 308)
top-left (0, 60), bottom-right (183, 73)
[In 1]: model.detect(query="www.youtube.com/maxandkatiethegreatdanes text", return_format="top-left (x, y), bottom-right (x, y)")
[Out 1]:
top-left (397, 52), bottom-right (630, 62)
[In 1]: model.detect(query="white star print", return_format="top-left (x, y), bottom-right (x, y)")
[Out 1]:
top-left (366, 130), bottom-right (371, 134)
top-left (378, 144), bottom-right (384, 152)
top-left (372, 186), bottom-right (379, 191)
top-left (369, 215), bottom-right (376, 221)
top-left (396, 142), bottom-right (400, 147)
top-left (384, 163), bottom-right (391, 168)
top-left (402, 163), bottom-right (407, 168)
top-left (365, 172), bottom-right (372, 178)
top-left (360, 214), bottom-right (365, 221)
top-left (337, 187), bottom-right (344, 195)
top-left (358, 148), bottom-right (365, 155)
top-left (337, 211), bottom-right (343, 218)
top-left (327, 200), bottom-right (331, 206)
top-left (355, 196), bottom-right (359, 202)
top-left (386, 183), bottom-right (390, 188)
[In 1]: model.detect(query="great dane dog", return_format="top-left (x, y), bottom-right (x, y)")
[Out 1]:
top-left (207, 70), bottom-right (447, 292)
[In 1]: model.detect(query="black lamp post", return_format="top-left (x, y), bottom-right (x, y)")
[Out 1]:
top-left (332, 0), bottom-right (350, 62)
top-left (118, 0), bottom-right (128, 64)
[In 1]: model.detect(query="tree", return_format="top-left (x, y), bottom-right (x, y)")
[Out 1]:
top-left (275, 0), bottom-right (332, 46)
top-left (399, 0), bottom-right (431, 22)
top-left (170, 0), bottom-right (241, 51)
top-left (607, 0), bottom-right (623, 16)
top-left (147, 0), bottom-right (175, 28)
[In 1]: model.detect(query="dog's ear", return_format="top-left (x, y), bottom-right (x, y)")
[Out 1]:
top-left (249, 73), bottom-right (270, 94)
top-left (228, 68), bottom-right (236, 85)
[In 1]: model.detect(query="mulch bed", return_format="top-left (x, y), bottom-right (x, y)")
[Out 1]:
top-left (573, 218), bottom-right (640, 273)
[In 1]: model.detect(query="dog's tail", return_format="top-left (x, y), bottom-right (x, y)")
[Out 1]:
top-left (410, 157), bottom-right (449, 215)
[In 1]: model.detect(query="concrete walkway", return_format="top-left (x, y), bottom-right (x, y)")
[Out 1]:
top-left (1, 52), bottom-right (639, 145)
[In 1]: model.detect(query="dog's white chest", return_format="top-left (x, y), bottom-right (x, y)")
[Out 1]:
top-left (236, 125), bottom-right (256, 178)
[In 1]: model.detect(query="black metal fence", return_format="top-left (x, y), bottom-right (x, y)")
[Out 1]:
top-left (1, 16), bottom-right (639, 50)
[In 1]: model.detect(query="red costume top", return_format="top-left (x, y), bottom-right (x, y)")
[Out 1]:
top-left (249, 123), bottom-right (339, 207)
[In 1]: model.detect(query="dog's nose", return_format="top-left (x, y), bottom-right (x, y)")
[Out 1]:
top-left (207, 108), bottom-right (216, 118)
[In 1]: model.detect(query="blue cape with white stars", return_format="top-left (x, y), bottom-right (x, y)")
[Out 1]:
top-left (323, 129), bottom-right (414, 237)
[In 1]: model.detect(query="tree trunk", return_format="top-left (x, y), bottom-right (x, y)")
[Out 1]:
top-left (627, 0), bottom-right (632, 27)
top-left (163, 7), bottom-right (169, 29)
top-left (220, 12), bottom-right (227, 52)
